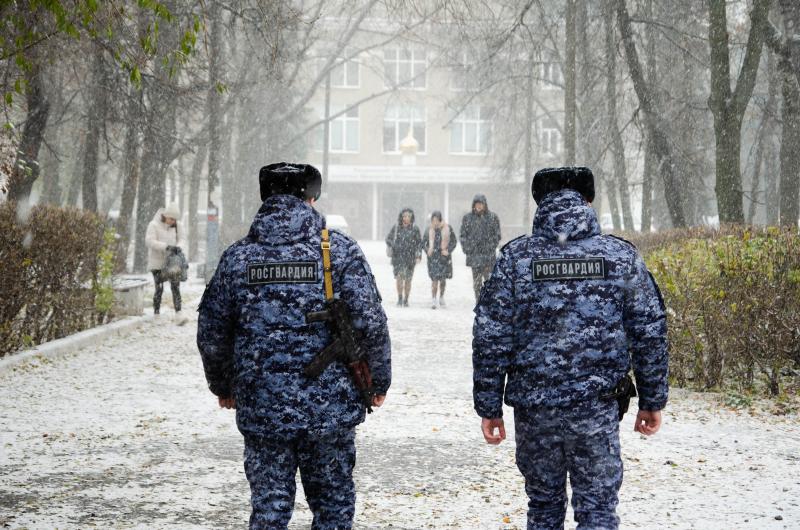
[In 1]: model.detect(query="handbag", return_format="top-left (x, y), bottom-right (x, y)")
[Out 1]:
top-left (164, 247), bottom-right (189, 282)
top-left (386, 226), bottom-right (398, 257)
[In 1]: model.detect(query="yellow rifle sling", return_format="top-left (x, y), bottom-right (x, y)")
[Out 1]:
top-left (321, 229), bottom-right (334, 301)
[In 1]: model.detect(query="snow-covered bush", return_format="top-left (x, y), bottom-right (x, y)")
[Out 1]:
top-left (0, 202), bottom-right (108, 355)
top-left (645, 227), bottom-right (800, 398)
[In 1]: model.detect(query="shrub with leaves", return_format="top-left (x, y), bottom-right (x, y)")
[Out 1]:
top-left (0, 202), bottom-right (108, 355)
top-left (644, 227), bottom-right (800, 397)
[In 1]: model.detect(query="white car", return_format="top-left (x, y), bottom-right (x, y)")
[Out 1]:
top-left (325, 214), bottom-right (350, 235)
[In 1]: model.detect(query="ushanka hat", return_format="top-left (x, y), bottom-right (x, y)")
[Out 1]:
top-left (259, 163), bottom-right (322, 201)
top-left (532, 166), bottom-right (595, 204)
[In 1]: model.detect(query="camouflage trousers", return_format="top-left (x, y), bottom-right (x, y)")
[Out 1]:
top-left (514, 398), bottom-right (622, 530)
top-left (243, 428), bottom-right (356, 530)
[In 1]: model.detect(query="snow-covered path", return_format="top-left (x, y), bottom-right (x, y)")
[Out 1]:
top-left (1, 242), bottom-right (799, 529)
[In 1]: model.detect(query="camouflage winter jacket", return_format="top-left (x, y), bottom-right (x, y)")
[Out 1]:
top-left (197, 194), bottom-right (391, 440)
top-left (472, 189), bottom-right (668, 418)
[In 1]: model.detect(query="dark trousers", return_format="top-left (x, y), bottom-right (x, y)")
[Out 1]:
top-left (151, 270), bottom-right (181, 313)
top-left (471, 266), bottom-right (492, 301)
top-left (244, 429), bottom-right (357, 530)
top-left (514, 400), bottom-right (622, 530)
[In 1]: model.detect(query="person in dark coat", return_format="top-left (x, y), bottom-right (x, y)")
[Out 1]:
top-left (198, 163), bottom-right (391, 529)
top-left (421, 210), bottom-right (457, 309)
top-left (460, 194), bottom-right (501, 301)
top-left (385, 207), bottom-right (422, 306)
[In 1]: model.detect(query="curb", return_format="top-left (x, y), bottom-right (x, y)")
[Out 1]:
top-left (0, 315), bottom-right (156, 371)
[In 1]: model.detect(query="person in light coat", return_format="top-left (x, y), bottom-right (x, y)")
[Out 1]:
top-left (145, 202), bottom-right (185, 316)
top-left (421, 210), bottom-right (457, 309)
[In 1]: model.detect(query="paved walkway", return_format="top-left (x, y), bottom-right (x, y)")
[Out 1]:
top-left (1, 242), bottom-right (799, 529)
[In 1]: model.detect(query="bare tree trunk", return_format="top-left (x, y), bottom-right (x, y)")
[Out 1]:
top-left (707, 0), bottom-right (770, 224)
top-left (747, 132), bottom-right (766, 225)
top-left (7, 60), bottom-right (50, 202)
top-left (640, 0), bottom-right (656, 232)
top-left (187, 144), bottom-right (207, 262)
top-left (524, 54), bottom-right (534, 227)
top-left (564, 0), bottom-right (577, 165)
top-left (115, 100), bottom-right (140, 272)
top-left (779, 0), bottom-right (800, 87)
top-left (40, 65), bottom-right (65, 205)
top-left (616, 0), bottom-right (686, 227)
top-left (747, 53), bottom-right (778, 225)
top-left (81, 42), bottom-right (109, 213)
top-left (764, 67), bottom-right (781, 225)
top-left (779, 66), bottom-right (800, 227)
top-left (65, 140), bottom-right (83, 207)
top-left (604, 170), bottom-right (622, 230)
top-left (605, 0), bottom-right (633, 230)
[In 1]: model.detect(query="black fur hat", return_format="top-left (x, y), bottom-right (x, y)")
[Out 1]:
top-left (532, 166), bottom-right (595, 204)
top-left (259, 163), bottom-right (322, 201)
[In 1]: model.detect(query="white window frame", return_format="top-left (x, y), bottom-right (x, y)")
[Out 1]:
top-left (449, 50), bottom-right (472, 91)
top-left (382, 104), bottom-right (427, 154)
top-left (383, 47), bottom-right (427, 90)
top-left (539, 123), bottom-right (562, 156)
top-left (330, 53), bottom-right (360, 89)
top-left (449, 105), bottom-right (493, 155)
top-left (314, 105), bottom-right (360, 153)
top-left (539, 61), bottom-right (563, 89)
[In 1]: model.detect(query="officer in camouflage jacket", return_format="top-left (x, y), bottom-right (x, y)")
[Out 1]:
top-left (472, 167), bottom-right (668, 530)
top-left (197, 163), bottom-right (391, 530)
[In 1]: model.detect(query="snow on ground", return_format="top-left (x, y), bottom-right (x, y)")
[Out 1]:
top-left (1, 241), bottom-right (799, 529)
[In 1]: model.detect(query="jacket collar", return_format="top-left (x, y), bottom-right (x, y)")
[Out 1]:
top-left (532, 189), bottom-right (601, 242)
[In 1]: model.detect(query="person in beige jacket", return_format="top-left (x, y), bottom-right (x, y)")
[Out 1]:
top-left (145, 202), bottom-right (185, 315)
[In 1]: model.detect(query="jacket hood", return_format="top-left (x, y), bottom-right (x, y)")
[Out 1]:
top-left (472, 194), bottom-right (489, 213)
top-left (532, 189), bottom-right (601, 242)
top-left (151, 208), bottom-right (171, 224)
top-left (163, 202), bottom-right (180, 220)
top-left (397, 207), bottom-right (416, 226)
top-left (152, 208), bottom-right (164, 223)
top-left (248, 194), bottom-right (325, 245)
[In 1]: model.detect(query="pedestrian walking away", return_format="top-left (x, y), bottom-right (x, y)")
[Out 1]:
top-left (421, 210), bottom-right (457, 309)
top-left (472, 166), bottom-right (669, 530)
top-left (145, 202), bottom-right (187, 323)
top-left (197, 162), bottom-right (392, 530)
top-left (460, 194), bottom-right (501, 301)
top-left (385, 207), bottom-right (422, 307)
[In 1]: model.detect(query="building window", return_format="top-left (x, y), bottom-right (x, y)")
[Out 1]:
top-left (383, 104), bottom-right (426, 153)
top-left (539, 61), bottom-right (563, 89)
top-left (384, 47), bottom-right (427, 89)
top-left (539, 121), bottom-right (561, 156)
top-left (449, 51), bottom-right (472, 91)
top-left (330, 54), bottom-right (359, 88)
top-left (315, 105), bottom-right (360, 153)
top-left (449, 105), bottom-right (492, 154)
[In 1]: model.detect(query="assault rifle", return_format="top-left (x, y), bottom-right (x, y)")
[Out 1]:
top-left (305, 299), bottom-right (375, 413)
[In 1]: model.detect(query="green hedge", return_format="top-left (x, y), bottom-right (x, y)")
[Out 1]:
top-left (0, 202), bottom-right (111, 356)
top-left (640, 227), bottom-right (800, 397)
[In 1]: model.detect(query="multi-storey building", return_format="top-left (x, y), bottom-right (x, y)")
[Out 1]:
top-left (307, 26), bottom-right (564, 241)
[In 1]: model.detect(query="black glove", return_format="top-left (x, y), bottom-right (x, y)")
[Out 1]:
top-left (166, 245), bottom-right (179, 253)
